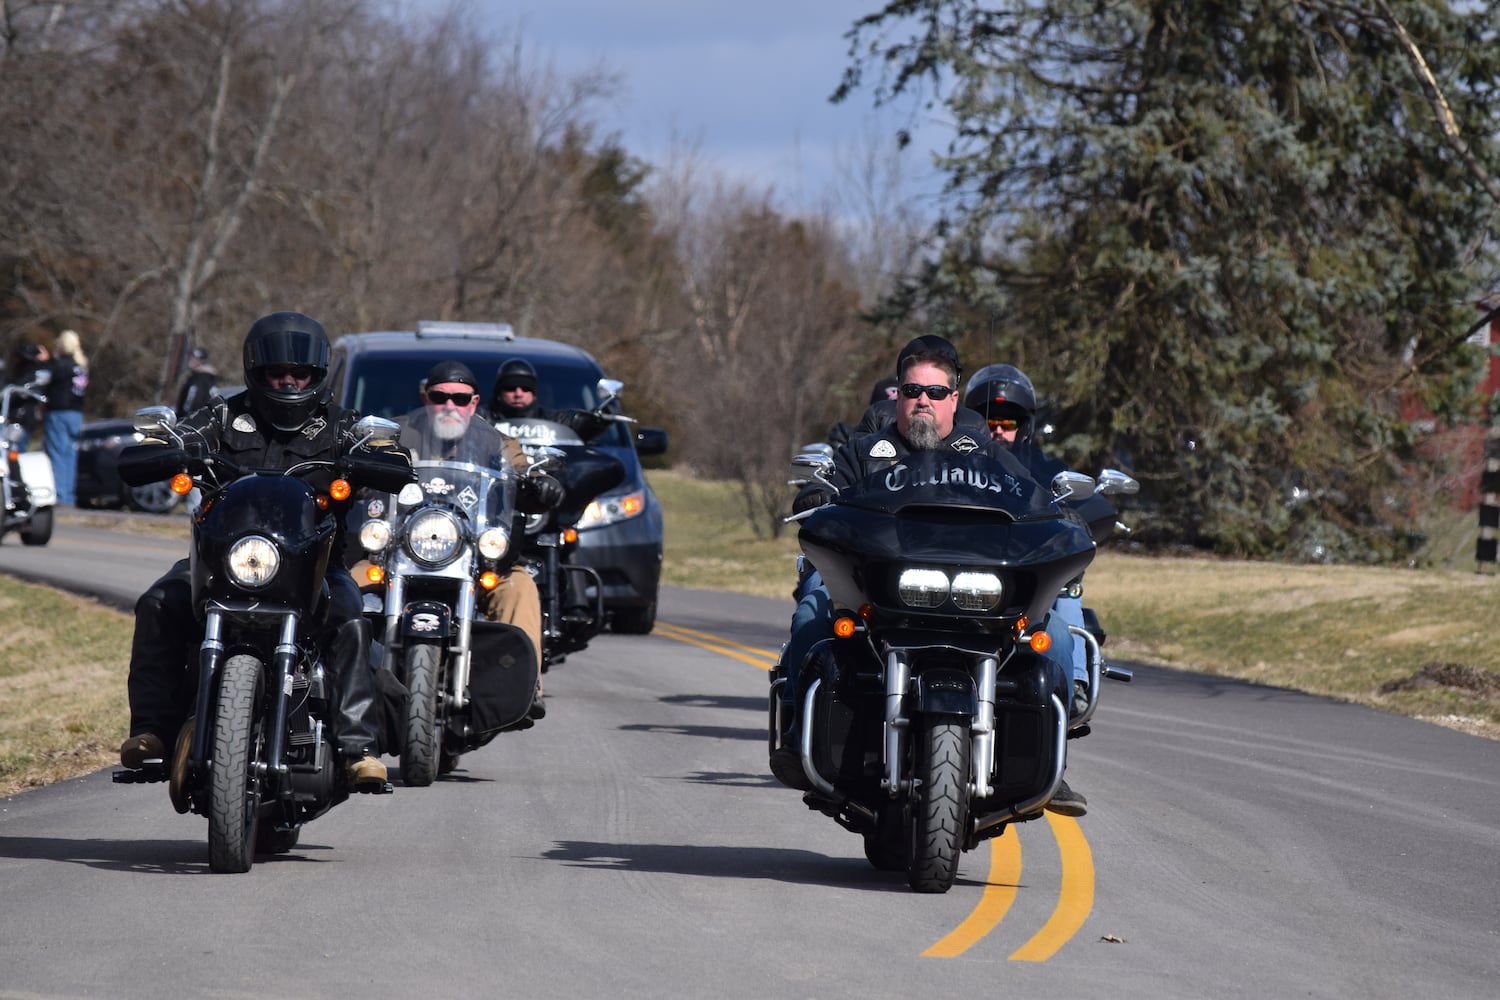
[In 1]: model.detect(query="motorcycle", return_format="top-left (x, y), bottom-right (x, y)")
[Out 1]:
top-left (352, 414), bottom-right (555, 785)
top-left (111, 406), bottom-right (415, 873)
top-left (494, 379), bottom-right (628, 668)
top-left (770, 449), bottom-right (1135, 893)
top-left (0, 370), bottom-right (56, 546)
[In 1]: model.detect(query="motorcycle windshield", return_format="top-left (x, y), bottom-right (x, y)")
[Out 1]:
top-left (401, 407), bottom-right (519, 469)
top-left (399, 459), bottom-right (515, 531)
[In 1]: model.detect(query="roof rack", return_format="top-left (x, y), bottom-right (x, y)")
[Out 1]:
top-left (414, 320), bottom-right (515, 340)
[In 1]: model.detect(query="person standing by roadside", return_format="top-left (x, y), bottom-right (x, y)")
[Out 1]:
top-left (43, 329), bottom-right (88, 506)
top-left (174, 347), bottom-right (218, 417)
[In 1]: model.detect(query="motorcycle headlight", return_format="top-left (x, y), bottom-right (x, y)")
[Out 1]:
top-left (951, 571), bottom-right (1003, 612)
top-left (478, 527), bottom-right (509, 559)
top-left (226, 535), bottom-right (280, 589)
top-left (897, 568), bottom-right (949, 609)
top-left (404, 509), bottom-right (462, 565)
top-left (359, 519), bottom-right (392, 553)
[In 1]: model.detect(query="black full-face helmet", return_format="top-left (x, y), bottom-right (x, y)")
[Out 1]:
top-left (489, 358), bottom-right (539, 418)
top-left (242, 311), bottom-right (331, 433)
top-left (964, 363), bottom-right (1038, 443)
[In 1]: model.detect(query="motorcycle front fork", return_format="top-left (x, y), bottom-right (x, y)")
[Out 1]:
top-left (191, 609), bottom-right (300, 782)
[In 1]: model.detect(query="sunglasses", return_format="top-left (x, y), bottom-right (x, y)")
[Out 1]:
top-left (264, 364), bottom-right (315, 380)
top-left (899, 383), bottom-right (955, 400)
top-left (988, 418), bottom-right (1021, 432)
top-left (426, 389), bottom-right (476, 406)
top-left (498, 383), bottom-right (534, 393)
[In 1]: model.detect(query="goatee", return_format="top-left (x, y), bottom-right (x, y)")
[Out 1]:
top-left (906, 414), bottom-right (941, 450)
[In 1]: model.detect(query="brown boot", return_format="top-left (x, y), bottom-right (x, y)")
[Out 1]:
top-left (346, 755), bottom-right (387, 789)
top-left (119, 733), bottom-right (166, 770)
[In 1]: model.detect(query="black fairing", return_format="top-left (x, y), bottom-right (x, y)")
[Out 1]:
top-left (799, 451), bottom-right (1095, 626)
top-left (192, 475), bottom-right (335, 608)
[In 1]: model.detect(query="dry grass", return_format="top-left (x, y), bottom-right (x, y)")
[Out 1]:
top-left (0, 578), bottom-right (132, 798)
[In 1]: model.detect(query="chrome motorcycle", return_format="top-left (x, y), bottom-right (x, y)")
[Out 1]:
top-left (353, 417), bottom-right (544, 785)
top-left (0, 369), bottom-right (55, 545)
top-left (771, 449), bottom-right (1133, 893)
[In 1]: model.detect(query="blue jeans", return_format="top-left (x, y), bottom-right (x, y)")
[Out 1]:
top-left (1051, 594), bottom-right (1087, 686)
top-left (43, 409), bottom-right (81, 505)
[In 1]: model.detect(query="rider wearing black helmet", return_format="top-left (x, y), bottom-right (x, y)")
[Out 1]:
top-left (964, 363), bottom-right (1040, 446)
top-left (119, 312), bottom-right (408, 793)
top-left (487, 357), bottom-right (613, 442)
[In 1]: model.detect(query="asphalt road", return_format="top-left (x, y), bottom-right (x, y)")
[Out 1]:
top-left (1, 514), bottom-right (1498, 999)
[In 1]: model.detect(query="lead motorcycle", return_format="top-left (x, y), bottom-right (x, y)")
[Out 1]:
top-left (494, 379), bottom-right (628, 668)
top-left (770, 449), bottom-right (1134, 893)
top-left (112, 406), bottom-right (415, 873)
top-left (0, 369), bottom-right (55, 546)
top-left (352, 414), bottom-right (557, 785)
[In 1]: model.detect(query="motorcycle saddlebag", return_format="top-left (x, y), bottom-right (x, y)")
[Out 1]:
top-left (457, 620), bottom-right (540, 749)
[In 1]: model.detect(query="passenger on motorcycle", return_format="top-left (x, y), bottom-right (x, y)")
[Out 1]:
top-left (486, 357), bottom-right (614, 443)
top-left (380, 360), bottom-right (563, 713)
top-left (118, 311), bottom-right (408, 789)
top-left (772, 336), bottom-right (1086, 814)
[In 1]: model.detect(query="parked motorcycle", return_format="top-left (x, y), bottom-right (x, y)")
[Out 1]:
top-left (0, 370), bottom-right (55, 546)
top-left (352, 417), bottom-right (553, 785)
top-left (111, 406), bottom-right (415, 873)
top-left (494, 380), bottom-right (628, 668)
top-left (770, 449), bottom-right (1134, 893)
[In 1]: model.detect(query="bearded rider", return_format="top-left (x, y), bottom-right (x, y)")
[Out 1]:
top-left (770, 335), bottom-right (1088, 816)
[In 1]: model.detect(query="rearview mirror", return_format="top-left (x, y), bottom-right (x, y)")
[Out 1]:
top-left (1050, 470), bottom-right (1096, 502)
top-left (133, 405), bottom-right (179, 438)
top-left (350, 415), bottom-right (402, 449)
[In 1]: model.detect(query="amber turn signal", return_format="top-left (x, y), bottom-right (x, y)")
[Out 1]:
top-left (329, 479), bottom-right (352, 502)
top-left (833, 616), bottom-right (857, 638)
top-left (170, 472), bottom-right (193, 495)
top-left (479, 571), bottom-right (500, 590)
top-left (1029, 631), bottom-right (1052, 653)
top-left (562, 528), bottom-right (578, 545)
top-left (365, 565), bottom-right (384, 585)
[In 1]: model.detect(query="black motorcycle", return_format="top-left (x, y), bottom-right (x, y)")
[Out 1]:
top-left (770, 450), bottom-right (1132, 893)
top-left (495, 383), bottom-right (628, 668)
top-left (112, 406), bottom-right (414, 873)
top-left (352, 420), bottom-right (551, 785)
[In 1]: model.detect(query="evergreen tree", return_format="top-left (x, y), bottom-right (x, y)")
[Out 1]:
top-left (839, 0), bottom-right (1500, 558)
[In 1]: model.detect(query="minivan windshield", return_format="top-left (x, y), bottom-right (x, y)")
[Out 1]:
top-left (342, 355), bottom-right (630, 448)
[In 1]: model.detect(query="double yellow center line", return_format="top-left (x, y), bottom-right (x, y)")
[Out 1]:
top-left (653, 619), bottom-right (1095, 960)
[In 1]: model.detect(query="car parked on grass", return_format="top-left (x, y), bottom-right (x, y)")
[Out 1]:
top-left (328, 321), bottom-right (667, 633)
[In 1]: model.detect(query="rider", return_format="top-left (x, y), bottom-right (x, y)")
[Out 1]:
top-left (486, 358), bottom-right (614, 443)
top-left (386, 360), bottom-right (564, 713)
top-left (117, 311), bottom-right (407, 791)
top-left (771, 335), bottom-right (1086, 815)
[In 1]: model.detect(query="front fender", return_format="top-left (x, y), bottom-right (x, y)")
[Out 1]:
top-left (913, 668), bottom-right (977, 716)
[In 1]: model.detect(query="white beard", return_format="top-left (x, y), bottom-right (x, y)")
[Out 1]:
top-left (432, 409), bottom-right (470, 440)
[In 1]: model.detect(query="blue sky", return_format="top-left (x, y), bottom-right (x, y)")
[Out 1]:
top-left (483, 1), bottom-right (941, 209)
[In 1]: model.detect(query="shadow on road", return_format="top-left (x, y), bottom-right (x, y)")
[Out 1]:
top-left (0, 834), bottom-right (334, 874)
top-left (541, 838), bottom-right (913, 891)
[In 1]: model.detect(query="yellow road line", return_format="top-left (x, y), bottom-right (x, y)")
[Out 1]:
top-left (657, 618), bottom-right (1093, 963)
top-left (655, 621), bottom-right (779, 670)
top-left (922, 834), bottom-right (1023, 957)
top-left (1008, 813), bottom-right (1094, 962)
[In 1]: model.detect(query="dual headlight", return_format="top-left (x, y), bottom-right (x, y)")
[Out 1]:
top-left (896, 567), bottom-right (1004, 612)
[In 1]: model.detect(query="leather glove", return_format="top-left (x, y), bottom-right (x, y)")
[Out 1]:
top-left (792, 485), bottom-right (834, 514)
top-left (519, 473), bottom-right (565, 513)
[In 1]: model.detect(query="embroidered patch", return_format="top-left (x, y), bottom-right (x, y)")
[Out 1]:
top-left (366, 498), bottom-right (386, 518)
top-left (231, 413), bottom-right (257, 433)
top-left (301, 416), bottom-right (327, 439)
top-left (950, 435), bottom-right (980, 454)
top-left (869, 439), bottom-right (897, 459)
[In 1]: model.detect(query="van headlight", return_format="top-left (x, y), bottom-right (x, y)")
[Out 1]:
top-left (226, 535), bottom-right (280, 589)
top-left (897, 568), bottom-right (950, 608)
top-left (951, 571), bottom-right (1003, 611)
top-left (404, 509), bottom-right (462, 565)
top-left (579, 489), bottom-right (647, 529)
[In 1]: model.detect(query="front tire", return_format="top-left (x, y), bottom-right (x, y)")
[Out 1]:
top-left (209, 654), bottom-right (266, 874)
top-left (907, 715), bottom-right (970, 893)
top-left (19, 506), bottom-right (52, 546)
top-left (400, 644), bottom-right (441, 786)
